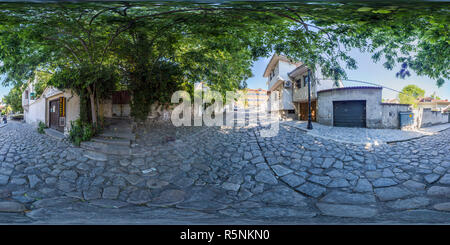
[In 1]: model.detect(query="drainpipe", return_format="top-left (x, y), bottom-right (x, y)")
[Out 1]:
top-left (307, 69), bottom-right (313, 130)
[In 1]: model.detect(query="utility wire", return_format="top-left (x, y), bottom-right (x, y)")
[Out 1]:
top-left (317, 78), bottom-right (418, 98)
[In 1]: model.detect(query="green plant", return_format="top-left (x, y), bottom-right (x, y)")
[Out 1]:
top-left (68, 119), bottom-right (98, 146)
top-left (37, 121), bottom-right (47, 134)
top-left (81, 123), bottom-right (94, 141)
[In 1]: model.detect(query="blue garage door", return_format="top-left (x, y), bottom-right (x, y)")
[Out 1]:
top-left (333, 100), bottom-right (366, 128)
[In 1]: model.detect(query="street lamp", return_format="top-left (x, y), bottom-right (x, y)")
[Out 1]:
top-left (307, 69), bottom-right (313, 130)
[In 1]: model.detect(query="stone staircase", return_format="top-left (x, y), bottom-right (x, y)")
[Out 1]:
top-left (81, 117), bottom-right (136, 157)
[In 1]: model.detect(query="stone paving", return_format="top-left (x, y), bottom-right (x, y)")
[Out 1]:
top-left (283, 120), bottom-right (450, 145)
top-left (0, 120), bottom-right (450, 224)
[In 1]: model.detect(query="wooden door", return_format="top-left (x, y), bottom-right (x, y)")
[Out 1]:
top-left (299, 101), bottom-right (317, 121)
top-left (49, 99), bottom-right (63, 132)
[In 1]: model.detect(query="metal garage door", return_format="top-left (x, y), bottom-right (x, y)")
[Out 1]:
top-left (333, 100), bottom-right (366, 127)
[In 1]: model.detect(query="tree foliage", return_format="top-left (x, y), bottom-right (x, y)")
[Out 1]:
top-left (398, 84), bottom-right (425, 106)
top-left (0, 1), bottom-right (448, 121)
top-left (3, 86), bottom-right (23, 113)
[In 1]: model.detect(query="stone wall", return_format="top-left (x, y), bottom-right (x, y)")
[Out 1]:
top-left (147, 102), bottom-right (174, 122)
top-left (414, 108), bottom-right (450, 128)
top-left (317, 87), bottom-right (383, 128)
top-left (380, 103), bottom-right (412, 129)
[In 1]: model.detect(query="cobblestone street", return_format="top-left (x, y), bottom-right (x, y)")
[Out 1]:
top-left (0, 121), bottom-right (449, 224)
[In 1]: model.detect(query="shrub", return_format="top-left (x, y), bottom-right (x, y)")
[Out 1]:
top-left (37, 121), bottom-right (47, 134)
top-left (68, 119), bottom-right (98, 146)
top-left (81, 123), bottom-right (94, 141)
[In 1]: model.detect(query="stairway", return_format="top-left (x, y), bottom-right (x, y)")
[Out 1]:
top-left (80, 117), bottom-right (135, 156)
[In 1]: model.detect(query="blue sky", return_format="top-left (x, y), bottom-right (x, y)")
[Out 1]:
top-left (1, 48), bottom-right (449, 101)
top-left (246, 49), bottom-right (450, 100)
top-left (0, 75), bottom-right (11, 102)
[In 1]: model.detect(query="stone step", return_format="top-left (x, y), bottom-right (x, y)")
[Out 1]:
top-left (44, 128), bottom-right (66, 140)
top-left (103, 126), bottom-right (133, 134)
top-left (91, 136), bottom-right (131, 146)
top-left (83, 150), bottom-right (108, 161)
top-left (98, 131), bottom-right (136, 141)
top-left (80, 141), bottom-right (131, 155)
top-left (104, 117), bottom-right (133, 126)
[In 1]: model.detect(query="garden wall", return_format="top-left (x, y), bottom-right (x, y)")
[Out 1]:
top-left (380, 103), bottom-right (412, 129)
top-left (414, 108), bottom-right (450, 128)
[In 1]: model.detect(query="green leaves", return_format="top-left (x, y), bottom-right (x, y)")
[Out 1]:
top-left (2, 86), bottom-right (23, 113)
top-left (398, 84), bottom-right (425, 107)
top-left (0, 1), bottom-right (447, 110)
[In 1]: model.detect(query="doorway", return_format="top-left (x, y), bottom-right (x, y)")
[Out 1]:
top-left (298, 100), bottom-right (317, 121)
top-left (49, 99), bottom-right (64, 132)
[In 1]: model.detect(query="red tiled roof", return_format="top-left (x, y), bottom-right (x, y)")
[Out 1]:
top-left (417, 97), bottom-right (449, 103)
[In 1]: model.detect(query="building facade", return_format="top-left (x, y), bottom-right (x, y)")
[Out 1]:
top-left (244, 88), bottom-right (268, 109)
top-left (416, 97), bottom-right (450, 112)
top-left (288, 64), bottom-right (343, 121)
top-left (262, 54), bottom-right (447, 129)
top-left (264, 54), bottom-right (302, 119)
top-left (23, 83), bottom-right (80, 134)
top-left (264, 54), bottom-right (343, 120)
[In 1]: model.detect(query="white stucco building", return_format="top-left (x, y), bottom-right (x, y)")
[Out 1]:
top-left (264, 54), bottom-right (302, 119)
top-left (264, 54), bottom-right (343, 120)
top-left (22, 77), bottom-right (80, 135)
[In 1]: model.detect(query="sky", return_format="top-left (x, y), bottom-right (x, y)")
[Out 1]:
top-left (246, 49), bottom-right (450, 100)
top-left (0, 75), bottom-right (11, 102)
top-left (1, 48), bottom-right (449, 101)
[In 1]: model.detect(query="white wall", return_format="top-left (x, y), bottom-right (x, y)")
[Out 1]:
top-left (381, 103), bottom-right (412, 129)
top-left (24, 97), bottom-right (46, 126)
top-left (281, 87), bottom-right (294, 110)
top-left (100, 99), bottom-right (113, 118)
top-left (414, 108), bottom-right (449, 128)
top-left (317, 87), bottom-right (383, 128)
top-left (417, 103), bottom-right (450, 112)
top-left (267, 61), bottom-right (297, 111)
top-left (46, 90), bottom-right (80, 135)
top-left (65, 91), bottom-right (80, 133)
top-left (268, 61), bottom-right (298, 91)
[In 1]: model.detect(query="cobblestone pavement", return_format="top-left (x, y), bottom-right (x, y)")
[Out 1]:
top-left (283, 120), bottom-right (450, 145)
top-left (0, 121), bottom-right (450, 224)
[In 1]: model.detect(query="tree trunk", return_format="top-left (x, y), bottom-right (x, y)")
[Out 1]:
top-left (95, 91), bottom-right (101, 127)
top-left (87, 86), bottom-right (97, 125)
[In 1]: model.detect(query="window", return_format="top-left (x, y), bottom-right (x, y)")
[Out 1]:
top-left (295, 79), bottom-right (302, 88)
top-left (25, 90), bottom-right (29, 99)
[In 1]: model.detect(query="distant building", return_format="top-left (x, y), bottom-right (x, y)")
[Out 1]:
top-left (416, 97), bottom-right (450, 112)
top-left (244, 88), bottom-right (268, 109)
top-left (384, 98), bottom-right (400, 104)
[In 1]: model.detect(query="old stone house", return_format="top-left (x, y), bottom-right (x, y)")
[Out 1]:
top-left (22, 75), bottom-right (135, 135)
top-left (22, 80), bottom-right (80, 134)
top-left (263, 54), bottom-right (437, 129)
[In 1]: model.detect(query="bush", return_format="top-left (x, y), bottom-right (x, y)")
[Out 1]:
top-left (37, 121), bottom-right (47, 134)
top-left (68, 119), bottom-right (97, 146)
